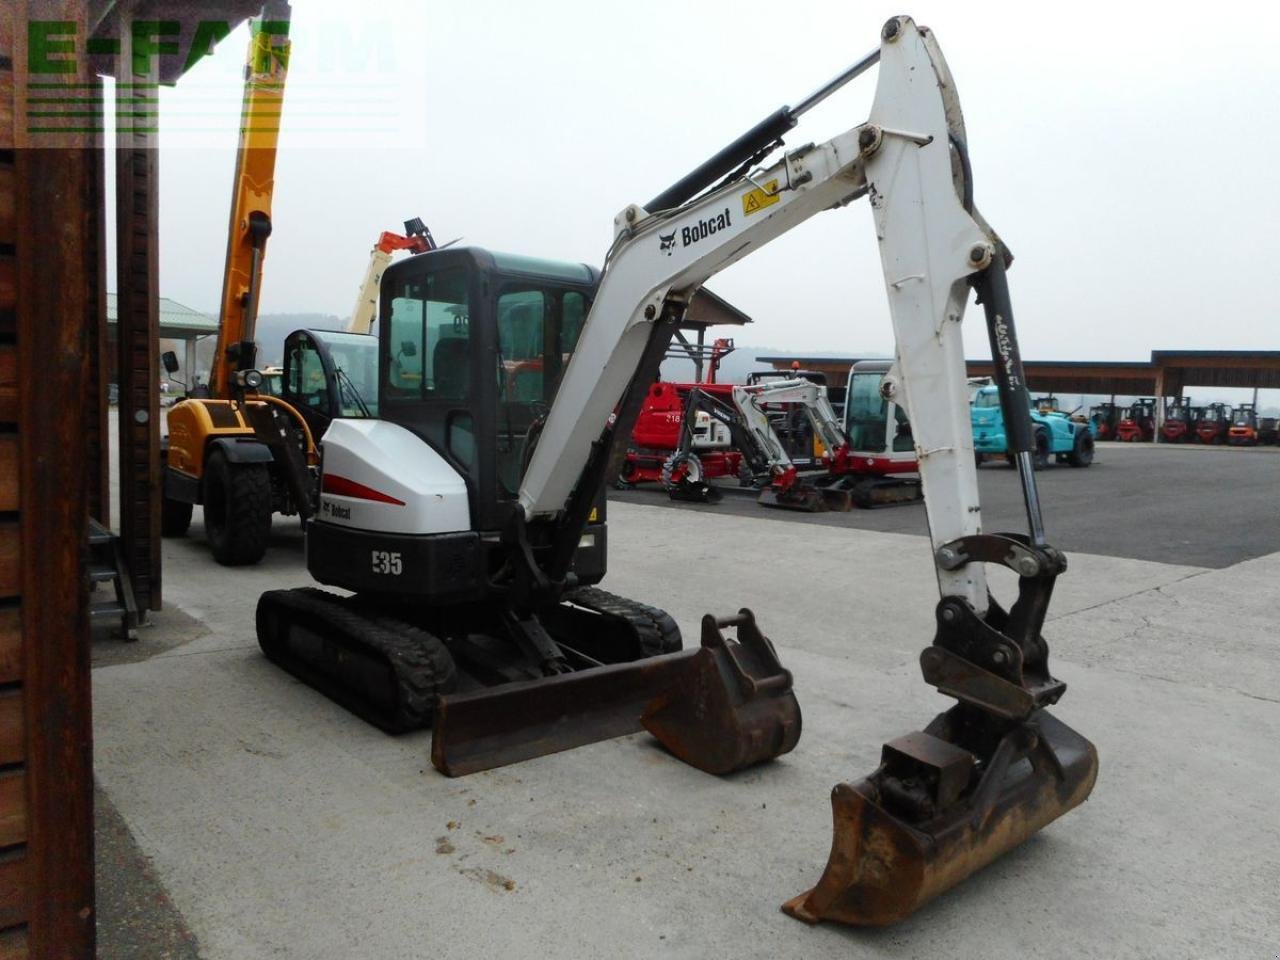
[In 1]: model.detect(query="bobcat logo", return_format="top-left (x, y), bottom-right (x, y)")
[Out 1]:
top-left (658, 231), bottom-right (677, 256)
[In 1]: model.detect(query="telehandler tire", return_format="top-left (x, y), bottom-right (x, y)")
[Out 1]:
top-left (1067, 428), bottom-right (1095, 468)
top-left (1032, 430), bottom-right (1050, 470)
top-left (203, 449), bottom-right (272, 566)
top-left (161, 495), bottom-right (193, 537)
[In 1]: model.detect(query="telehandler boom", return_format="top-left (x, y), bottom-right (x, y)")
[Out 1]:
top-left (257, 15), bottom-right (1096, 927)
top-left (162, 4), bottom-right (381, 564)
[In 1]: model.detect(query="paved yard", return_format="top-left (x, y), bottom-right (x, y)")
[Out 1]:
top-left (91, 484), bottom-right (1280, 958)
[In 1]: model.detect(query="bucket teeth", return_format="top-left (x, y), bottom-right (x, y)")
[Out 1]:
top-left (783, 707), bottom-right (1097, 926)
top-left (642, 610), bottom-right (801, 775)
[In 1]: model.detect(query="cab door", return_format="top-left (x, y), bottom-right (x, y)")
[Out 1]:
top-left (282, 331), bottom-right (336, 440)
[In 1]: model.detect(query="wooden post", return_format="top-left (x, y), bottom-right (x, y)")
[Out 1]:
top-left (9, 1), bottom-right (100, 955)
top-left (85, 144), bottom-right (109, 524)
top-left (114, 39), bottom-right (162, 611)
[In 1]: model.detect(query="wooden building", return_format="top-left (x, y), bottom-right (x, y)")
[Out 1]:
top-left (1, 3), bottom-right (258, 954)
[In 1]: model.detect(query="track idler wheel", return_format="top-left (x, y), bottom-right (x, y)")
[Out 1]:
top-left (642, 610), bottom-right (801, 775)
top-left (783, 706), bottom-right (1097, 926)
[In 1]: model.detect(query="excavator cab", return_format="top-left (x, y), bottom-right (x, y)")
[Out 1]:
top-left (374, 247), bottom-right (597, 533)
top-left (804, 359), bottom-right (921, 508)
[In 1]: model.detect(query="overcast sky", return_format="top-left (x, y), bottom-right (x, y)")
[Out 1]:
top-left (106, 0), bottom-right (1280, 363)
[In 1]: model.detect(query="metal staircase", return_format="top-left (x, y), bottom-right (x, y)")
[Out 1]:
top-left (89, 518), bottom-right (139, 641)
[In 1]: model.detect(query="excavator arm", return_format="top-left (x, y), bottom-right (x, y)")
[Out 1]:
top-left (513, 15), bottom-right (1095, 925)
top-left (731, 379), bottom-right (848, 475)
top-left (521, 16), bottom-right (991, 607)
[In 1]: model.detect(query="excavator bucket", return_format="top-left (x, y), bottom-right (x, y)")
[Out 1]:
top-left (783, 705), bottom-right (1097, 926)
top-left (431, 609), bottom-right (799, 778)
top-left (642, 611), bottom-right (801, 775)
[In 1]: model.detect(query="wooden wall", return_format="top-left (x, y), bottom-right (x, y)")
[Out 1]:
top-left (0, 3), bottom-right (99, 956)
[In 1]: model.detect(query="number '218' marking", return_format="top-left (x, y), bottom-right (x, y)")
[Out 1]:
top-left (371, 551), bottom-right (402, 575)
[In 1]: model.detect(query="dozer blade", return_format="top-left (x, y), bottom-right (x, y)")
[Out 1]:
top-left (643, 611), bottom-right (801, 774)
top-left (668, 480), bottom-right (723, 503)
top-left (783, 707), bottom-right (1097, 927)
top-left (431, 609), bottom-right (800, 778)
top-left (431, 650), bottom-right (697, 777)
top-left (757, 484), bottom-right (828, 512)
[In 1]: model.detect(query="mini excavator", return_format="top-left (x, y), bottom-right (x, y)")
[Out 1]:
top-left (256, 16), bottom-right (1097, 926)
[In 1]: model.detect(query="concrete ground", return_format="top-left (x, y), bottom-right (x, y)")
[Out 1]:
top-left (91, 440), bottom-right (1280, 959)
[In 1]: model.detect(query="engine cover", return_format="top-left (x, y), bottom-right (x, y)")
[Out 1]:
top-left (318, 419), bottom-right (470, 535)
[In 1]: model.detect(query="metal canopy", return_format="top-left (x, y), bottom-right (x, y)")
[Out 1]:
top-left (763, 352), bottom-right (1280, 396)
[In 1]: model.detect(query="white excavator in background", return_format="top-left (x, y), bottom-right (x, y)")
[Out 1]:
top-left (346, 217), bottom-right (436, 334)
top-left (255, 16), bottom-right (1096, 929)
top-left (661, 367), bottom-right (921, 509)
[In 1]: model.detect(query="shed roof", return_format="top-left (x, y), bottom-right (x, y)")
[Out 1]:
top-left (106, 293), bottom-right (218, 338)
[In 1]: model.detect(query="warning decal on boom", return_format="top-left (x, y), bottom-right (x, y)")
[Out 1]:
top-left (742, 180), bottom-right (781, 216)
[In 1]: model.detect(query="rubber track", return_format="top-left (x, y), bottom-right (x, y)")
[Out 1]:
top-left (564, 586), bottom-right (682, 657)
top-left (257, 587), bottom-right (457, 733)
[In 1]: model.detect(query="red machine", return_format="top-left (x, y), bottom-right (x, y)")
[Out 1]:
top-left (1115, 398), bottom-right (1156, 442)
top-left (620, 338), bottom-right (750, 489)
top-left (1195, 402), bottom-right (1232, 444)
top-left (620, 380), bottom-right (747, 487)
top-left (1159, 398), bottom-right (1197, 443)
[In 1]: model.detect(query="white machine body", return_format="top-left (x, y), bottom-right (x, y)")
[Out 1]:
top-left (318, 419), bottom-right (470, 535)
top-left (691, 410), bottom-right (733, 451)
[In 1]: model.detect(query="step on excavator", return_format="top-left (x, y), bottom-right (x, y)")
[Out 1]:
top-left (256, 15), bottom-right (1096, 926)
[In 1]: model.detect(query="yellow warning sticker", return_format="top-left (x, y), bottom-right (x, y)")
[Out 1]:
top-left (588, 507), bottom-right (599, 523)
top-left (742, 180), bottom-right (781, 216)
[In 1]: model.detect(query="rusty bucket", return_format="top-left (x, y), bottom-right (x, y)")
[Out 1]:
top-left (642, 610), bottom-right (801, 775)
top-left (783, 706), bottom-right (1097, 926)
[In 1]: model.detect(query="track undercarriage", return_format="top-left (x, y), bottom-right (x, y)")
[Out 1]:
top-left (256, 585), bottom-right (800, 778)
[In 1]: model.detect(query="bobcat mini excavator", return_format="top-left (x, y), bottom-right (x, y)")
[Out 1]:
top-left (257, 16), bottom-right (1097, 927)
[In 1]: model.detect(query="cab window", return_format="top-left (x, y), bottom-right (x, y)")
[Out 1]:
top-left (495, 285), bottom-right (591, 495)
top-left (385, 267), bottom-right (471, 402)
top-left (287, 336), bottom-right (330, 415)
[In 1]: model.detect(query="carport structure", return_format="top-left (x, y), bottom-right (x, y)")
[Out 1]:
top-left (763, 352), bottom-right (1280, 440)
top-left (1151, 350), bottom-right (1280, 433)
top-left (670, 288), bottom-right (751, 382)
top-left (106, 293), bottom-right (217, 387)
top-left (760, 356), bottom-right (1159, 396)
